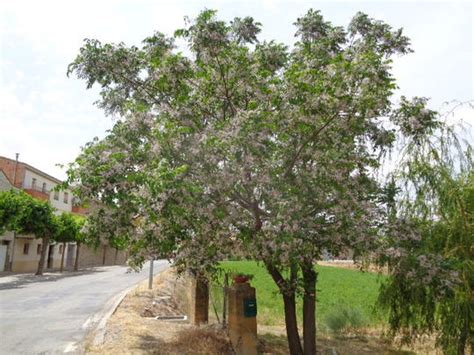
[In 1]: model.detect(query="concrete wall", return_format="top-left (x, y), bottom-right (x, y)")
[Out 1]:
top-left (6, 238), bottom-right (127, 273)
top-left (78, 244), bottom-right (127, 268)
top-left (0, 236), bottom-right (127, 273)
top-left (10, 237), bottom-right (75, 273)
top-left (11, 237), bottom-right (43, 272)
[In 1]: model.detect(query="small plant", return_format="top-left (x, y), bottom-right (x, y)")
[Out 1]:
top-left (324, 306), bottom-right (367, 334)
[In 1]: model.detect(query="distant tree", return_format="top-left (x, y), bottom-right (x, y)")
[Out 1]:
top-left (0, 190), bottom-right (23, 232)
top-left (0, 190), bottom-right (58, 275)
top-left (55, 213), bottom-right (82, 272)
top-left (71, 215), bottom-right (88, 272)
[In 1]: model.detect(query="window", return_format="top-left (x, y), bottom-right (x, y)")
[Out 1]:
top-left (59, 245), bottom-right (63, 254)
top-left (37, 244), bottom-right (42, 255)
top-left (23, 243), bottom-right (30, 255)
top-left (32, 178), bottom-right (37, 189)
top-left (54, 190), bottom-right (59, 200)
top-left (63, 192), bottom-right (69, 204)
top-left (42, 182), bottom-right (47, 193)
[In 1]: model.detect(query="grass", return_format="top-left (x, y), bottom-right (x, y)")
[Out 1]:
top-left (210, 260), bottom-right (386, 330)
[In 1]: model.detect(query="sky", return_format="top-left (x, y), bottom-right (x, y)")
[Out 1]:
top-left (0, 0), bottom-right (473, 180)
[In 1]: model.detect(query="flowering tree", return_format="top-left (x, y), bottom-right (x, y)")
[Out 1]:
top-left (63, 116), bottom-right (230, 274)
top-left (66, 9), bottom-right (433, 354)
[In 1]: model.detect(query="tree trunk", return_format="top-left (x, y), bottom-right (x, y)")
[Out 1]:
top-left (457, 337), bottom-right (466, 355)
top-left (283, 293), bottom-right (304, 355)
top-left (302, 262), bottom-right (317, 355)
top-left (74, 242), bottom-right (81, 271)
top-left (36, 236), bottom-right (50, 276)
top-left (60, 242), bottom-right (66, 272)
top-left (457, 318), bottom-right (467, 355)
top-left (266, 263), bottom-right (303, 355)
top-left (102, 245), bottom-right (107, 265)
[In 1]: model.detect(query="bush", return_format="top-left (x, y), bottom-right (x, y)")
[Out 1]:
top-left (324, 306), bottom-right (367, 333)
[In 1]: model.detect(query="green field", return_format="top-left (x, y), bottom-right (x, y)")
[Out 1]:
top-left (210, 261), bottom-right (386, 330)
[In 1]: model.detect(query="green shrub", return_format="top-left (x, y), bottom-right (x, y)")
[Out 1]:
top-left (324, 306), bottom-right (367, 333)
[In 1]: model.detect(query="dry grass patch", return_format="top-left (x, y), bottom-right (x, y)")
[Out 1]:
top-left (169, 326), bottom-right (233, 354)
top-left (257, 326), bottom-right (439, 355)
top-left (86, 268), bottom-right (232, 354)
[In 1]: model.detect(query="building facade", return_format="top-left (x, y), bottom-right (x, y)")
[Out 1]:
top-left (0, 156), bottom-right (77, 272)
top-left (0, 170), bottom-right (15, 271)
top-left (0, 155), bottom-right (127, 272)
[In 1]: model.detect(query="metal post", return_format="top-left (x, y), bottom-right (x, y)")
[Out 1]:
top-left (148, 258), bottom-right (154, 290)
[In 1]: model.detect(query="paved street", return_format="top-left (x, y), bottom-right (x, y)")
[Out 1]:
top-left (0, 260), bottom-right (169, 355)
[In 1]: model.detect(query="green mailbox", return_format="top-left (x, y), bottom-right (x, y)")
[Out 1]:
top-left (243, 298), bottom-right (257, 317)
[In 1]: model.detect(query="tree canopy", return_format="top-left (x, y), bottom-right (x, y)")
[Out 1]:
top-left (0, 190), bottom-right (56, 240)
top-left (0, 190), bottom-right (58, 275)
top-left (0, 190), bottom-right (88, 275)
top-left (378, 119), bottom-right (473, 354)
top-left (65, 9), bottom-right (460, 354)
top-left (55, 213), bottom-right (82, 244)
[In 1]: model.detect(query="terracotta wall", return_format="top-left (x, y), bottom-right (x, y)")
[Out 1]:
top-left (0, 158), bottom-right (25, 187)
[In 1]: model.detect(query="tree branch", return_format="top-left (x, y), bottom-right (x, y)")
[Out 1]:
top-left (284, 112), bottom-right (340, 177)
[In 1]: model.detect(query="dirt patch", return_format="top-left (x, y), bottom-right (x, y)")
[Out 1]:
top-left (318, 261), bottom-right (387, 274)
top-left (318, 260), bottom-right (359, 270)
top-left (86, 268), bottom-right (232, 354)
top-left (260, 334), bottom-right (440, 354)
top-left (257, 326), bottom-right (439, 354)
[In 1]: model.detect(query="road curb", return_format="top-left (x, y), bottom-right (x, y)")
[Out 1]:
top-left (92, 283), bottom-right (137, 346)
top-left (68, 285), bottom-right (138, 354)
top-left (72, 263), bottom-right (169, 353)
top-left (91, 265), bottom-right (172, 347)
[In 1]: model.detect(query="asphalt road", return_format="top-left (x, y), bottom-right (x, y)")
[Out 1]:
top-left (0, 260), bottom-right (169, 355)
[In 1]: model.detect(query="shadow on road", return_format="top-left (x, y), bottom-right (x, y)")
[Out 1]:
top-left (0, 268), bottom-right (107, 291)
